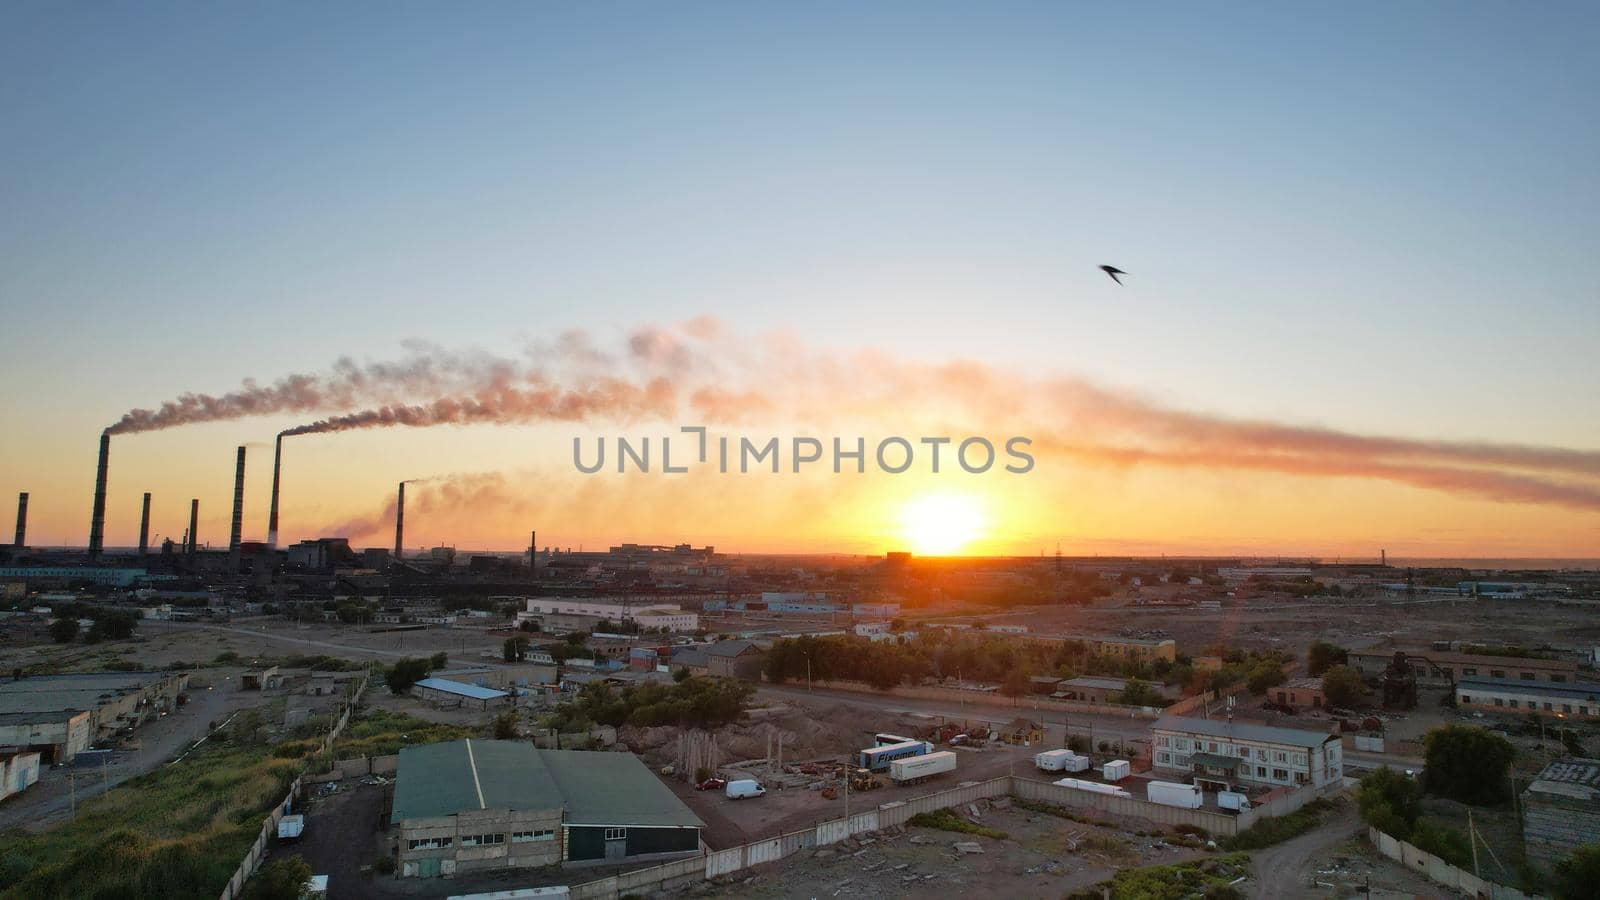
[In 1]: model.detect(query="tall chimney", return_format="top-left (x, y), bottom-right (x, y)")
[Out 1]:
top-left (138, 492), bottom-right (151, 555)
top-left (529, 530), bottom-right (537, 571)
top-left (187, 499), bottom-right (199, 555)
top-left (13, 492), bottom-right (27, 548)
top-left (267, 433), bottom-right (283, 548)
top-left (229, 446), bottom-right (246, 551)
top-left (88, 431), bottom-right (110, 560)
top-left (394, 482), bottom-right (405, 559)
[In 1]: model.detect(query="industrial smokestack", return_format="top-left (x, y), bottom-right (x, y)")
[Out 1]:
top-left (187, 499), bottom-right (199, 555)
top-left (529, 530), bottom-right (537, 571)
top-left (229, 446), bottom-right (246, 551)
top-left (394, 481), bottom-right (405, 560)
top-left (138, 493), bottom-right (151, 555)
top-left (89, 431), bottom-right (110, 560)
top-left (13, 492), bottom-right (27, 548)
top-left (267, 433), bottom-right (283, 548)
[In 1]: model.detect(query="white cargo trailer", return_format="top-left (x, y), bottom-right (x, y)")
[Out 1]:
top-left (890, 750), bottom-right (957, 784)
top-left (1146, 781), bottom-right (1203, 809)
top-left (1033, 749), bottom-right (1090, 773)
top-left (277, 814), bottom-right (305, 841)
top-left (1218, 791), bottom-right (1251, 811)
top-left (1101, 759), bottom-right (1131, 782)
top-left (1052, 777), bottom-right (1132, 798)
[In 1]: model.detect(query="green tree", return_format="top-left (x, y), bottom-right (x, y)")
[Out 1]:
top-left (430, 651), bottom-right (448, 669)
top-left (1307, 640), bottom-right (1348, 676)
top-left (1552, 845), bottom-right (1600, 900)
top-left (241, 856), bottom-right (312, 900)
top-left (1423, 725), bottom-right (1516, 805)
top-left (1117, 678), bottom-right (1164, 707)
top-left (48, 618), bottom-right (78, 643)
top-left (492, 709), bottom-right (519, 739)
top-left (1000, 666), bottom-right (1031, 699)
top-left (1321, 665), bottom-right (1367, 708)
top-left (1357, 767), bottom-right (1423, 838)
top-left (503, 637), bottom-right (529, 662)
top-left (1246, 660), bottom-right (1287, 695)
top-left (385, 657), bottom-right (432, 695)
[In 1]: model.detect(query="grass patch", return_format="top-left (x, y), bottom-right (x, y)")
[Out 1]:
top-left (906, 809), bottom-right (1008, 840)
top-left (328, 708), bottom-right (476, 758)
top-left (0, 726), bottom-right (298, 900)
top-left (1220, 798), bottom-right (1333, 851)
top-left (1013, 797), bottom-right (1108, 827)
top-left (1070, 853), bottom-right (1252, 900)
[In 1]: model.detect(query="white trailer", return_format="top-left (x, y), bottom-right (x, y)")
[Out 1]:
top-left (1033, 749), bottom-right (1090, 773)
top-left (1218, 791), bottom-right (1251, 812)
top-left (1052, 777), bottom-right (1132, 798)
top-left (890, 750), bottom-right (957, 785)
top-left (1146, 781), bottom-right (1203, 809)
top-left (277, 814), bottom-right (305, 841)
top-left (1101, 759), bottom-right (1131, 782)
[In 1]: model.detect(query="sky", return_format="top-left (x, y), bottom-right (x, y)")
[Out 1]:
top-left (1, 3), bottom-right (1597, 557)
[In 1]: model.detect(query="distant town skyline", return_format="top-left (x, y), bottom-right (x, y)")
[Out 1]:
top-left (2, 4), bottom-right (1597, 557)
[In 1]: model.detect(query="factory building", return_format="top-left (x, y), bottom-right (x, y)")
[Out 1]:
top-left (413, 677), bottom-right (510, 711)
top-left (391, 740), bottom-right (702, 877)
top-left (0, 567), bottom-right (150, 588)
top-left (1347, 648), bottom-right (1578, 687)
top-left (516, 597), bottom-right (698, 632)
top-left (1151, 716), bottom-right (1342, 792)
top-left (1454, 677), bottom-right (1600, 719)
top-left (0, 670), bottom-right (189, 763)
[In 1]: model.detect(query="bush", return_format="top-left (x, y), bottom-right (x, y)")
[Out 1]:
top-left (384, 657), bottom-right (432, 695)
top-left (241, 856), bottom-right (312, 900)
top-left (372, 854), bottom-right (396, 876)
top-left (906, 809), bottom-right (1007, 840)
top-left (1222, 799), bottom-right (1332, 850)
top-left (1173, 823), bottom-right (1209, 838)
top-left (1357, 767), bottom-right (1423, 838)
top-left (1423, 725), bottom-right (1515, 805)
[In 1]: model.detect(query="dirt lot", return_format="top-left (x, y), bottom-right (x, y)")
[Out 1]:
top-left (694, 798), bottom-right (1216, 899)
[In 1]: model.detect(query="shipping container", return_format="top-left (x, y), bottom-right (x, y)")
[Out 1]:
top-left (1146, 781), bottom-right (1203, 809)
top-left (1033, 749), bottom-right (1090, 772)
top-left (890, 750), bottom-right (957, 784)
top-left (1101, 759), bottom-right (1131, 782)
top-left (1052, 777), bottom-right (1132, 798)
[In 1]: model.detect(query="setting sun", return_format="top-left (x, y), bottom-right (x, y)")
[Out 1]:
top-left (898, 492), bottom-right (988, 556)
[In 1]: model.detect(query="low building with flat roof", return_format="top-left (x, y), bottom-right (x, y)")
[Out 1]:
top-left (391, 740), bottom-right (701, 877)
top-left (0, 670), bottom-right (188, 763)
top-left (1349, 648), bottom-right (1578, 687)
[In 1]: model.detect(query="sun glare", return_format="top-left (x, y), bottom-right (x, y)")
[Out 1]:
top-left (898, 492), bottom-right (987, 556)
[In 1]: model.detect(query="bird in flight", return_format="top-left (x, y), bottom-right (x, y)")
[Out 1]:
top-left (1099, 265), bottom-right (1127, 285)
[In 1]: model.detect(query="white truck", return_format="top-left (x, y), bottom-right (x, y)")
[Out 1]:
top-left (725, 779), bottom-right (767, 800)
top-left (1146, 781), bottom-right (1203, 809)
top-left (890, 750), bottom-right (957, 785)
top-left (1218, 791), bottom-right (1251, 812)
top-left (1033, 749), bottom-right (1090, 773)
top-left (1052, 777), bottom-right (1132, 798)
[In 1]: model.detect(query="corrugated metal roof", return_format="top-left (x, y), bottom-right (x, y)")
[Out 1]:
top-left (414, 677), bottom-right (509, 701)
top-left (390, 740), bottom-right (702, 829)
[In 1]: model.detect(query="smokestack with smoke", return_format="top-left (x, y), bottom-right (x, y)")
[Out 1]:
top-left (89, 432), bottom-right (109, 560)
top-left (267, 433), bottom-right (283, 548)
top-left (394, 481), bottom-right (406, 560)
top-left (230, 446), bottom-right (246, 551)
top-left (139, 493), bottom-right (151, 556)
top-left (187, 499), bottom-right (199, 555)
top-left (13, 492), bottom-right (26, 548)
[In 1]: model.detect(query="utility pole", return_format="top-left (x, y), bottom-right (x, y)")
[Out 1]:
top-left (1468, 809), bottom-right (1480, 877)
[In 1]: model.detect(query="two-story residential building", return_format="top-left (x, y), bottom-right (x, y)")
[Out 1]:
top-left (1150, 716), bottom-right (1342, 793)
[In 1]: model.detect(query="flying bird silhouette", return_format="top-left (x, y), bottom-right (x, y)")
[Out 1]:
top-left (1099, 265), bottom-right (1127, 285)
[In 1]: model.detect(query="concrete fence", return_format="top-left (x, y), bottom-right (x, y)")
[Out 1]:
top-left (303, 753), bottom-right (398, 783)
top-left (565, 774), bottom-right (1320, 899)
top-left (217, 676), bottom-right (368, 900)
top-left (801, 679), bottom-right (1171, 720)
top-left (1367, 827), bottom-right (1542, 900)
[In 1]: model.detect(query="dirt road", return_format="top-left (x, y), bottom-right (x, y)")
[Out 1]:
top-left (1249, 800), bottom-right (1361, 898)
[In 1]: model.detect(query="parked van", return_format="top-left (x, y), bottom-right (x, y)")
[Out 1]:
top-left (725, 779), bottom-right (767, 800)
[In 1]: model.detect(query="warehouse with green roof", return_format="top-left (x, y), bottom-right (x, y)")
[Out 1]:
top-left (391, 739), bottom-right (703, 877)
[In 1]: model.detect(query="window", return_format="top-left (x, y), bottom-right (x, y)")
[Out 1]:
top-left (1582, 707), bottom-right (1590, 716)
top-left (1256, 766), bottom-right (1267, 777)
top-left (1492, 670), bottom-right (1506, 679)
top-left (1273, 768), bottom-right (1289, 781)
top-left (408, 837), bottom-right (452, 851)
top-left (1157, 736), bottom-right (1170, 748)
top-left (460, 833), bottom-right (505, 847)
top-left (1461, 695), bottom-right (1472, 704)
top-left (1257, 749), bottom-right (1267, 761)
top-left (1463, 667), bottom-right (1477, 677)
top-left (1208, 742), bottom-right (1218, 753)
top-left (1494, 698), bottom-right (1504, 707)
top-left (604, 828), bottom-right (627, 841)
top-left (1509, 700), bottom-right (1520, 709)
top-left (1565, 704), bottom-right (1574, 714)
top-left (1157, 752), bottom-right (1171, 764)
top-left (512, 830), bottom-right (555, 843)
top-left (1274, 751), bottom-right (1287, 763)
top-left (1544, 702), bottom-right (1554, 711)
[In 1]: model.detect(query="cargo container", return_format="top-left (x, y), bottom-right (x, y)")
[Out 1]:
top-left (277, 814), bottom-right (305, 841)
top-left (1218, 791), bottom-right (1251, 811)
top-left (1052, 777), bottom-right (1132, 798)
top-left (1033, 749), bottom-right (1090, 773)
top-left (890, 750), bottom-right (957, 784)
top-left (1146, 781), bottom-right (1203, 809)
top-left (1101, 759), bottom-right (1131, 782)
top-left (857, 739), bottom-right (933, 772)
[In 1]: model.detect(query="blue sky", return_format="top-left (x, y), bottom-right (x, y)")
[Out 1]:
top-left (2, 3), bottom-right (1597, 551)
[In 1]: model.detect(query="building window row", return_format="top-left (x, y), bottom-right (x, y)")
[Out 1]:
top-left (512, 829), bottom-right (555, 843)
top-left (408, 837), bottom-right (452, 850)
top-left (604, 827), bottom-right (627, 841)
top-left (460, 833), bottom-right (506, 847)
